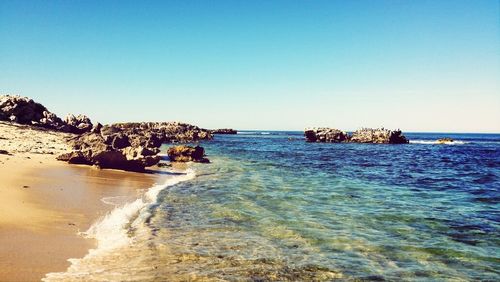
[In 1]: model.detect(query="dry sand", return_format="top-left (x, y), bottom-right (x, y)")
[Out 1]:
top-left (0, 122), bottom-right (164, 281)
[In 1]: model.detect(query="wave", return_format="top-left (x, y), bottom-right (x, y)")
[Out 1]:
top-left (43, 168), bottom-right (196, 281)
top-left (410, 140), bottom-right (467, 145)
top-left (237, 131), bottom-right (271, 135)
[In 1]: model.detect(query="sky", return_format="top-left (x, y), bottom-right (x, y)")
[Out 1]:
top-left (1, 0), bottom-right (499, 132)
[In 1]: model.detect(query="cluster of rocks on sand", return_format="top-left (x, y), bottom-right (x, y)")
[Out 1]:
top-left (1, 95), bottom-right (212, 171)
top-left (0, 95), bottom-right (93, 134)
top-left (57, 122), bottom-right (212, 171)
top-left (305, 127), bottom-right (409, 144)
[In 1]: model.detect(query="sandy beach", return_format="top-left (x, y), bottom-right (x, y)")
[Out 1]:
top-left (0, 122), bottom-right (162, 281)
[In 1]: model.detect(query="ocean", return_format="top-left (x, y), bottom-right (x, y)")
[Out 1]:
top-left (45, 132), bottom-right (499, 281)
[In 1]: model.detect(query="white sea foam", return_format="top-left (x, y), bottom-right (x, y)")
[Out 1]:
top-left (100, 196), bottom-right (133, 206)
top-left (43, 168), bottom-right (196, 281)
top-left (410, 140), bottom-right (467, 145)
top-left (238, 131), bottom-right (271, 135)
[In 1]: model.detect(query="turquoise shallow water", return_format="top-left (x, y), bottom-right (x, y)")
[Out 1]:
top-left (46, 132), bottom-right (500, 281)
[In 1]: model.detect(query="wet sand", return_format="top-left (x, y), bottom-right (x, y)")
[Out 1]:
top-left (0, 152), bottom-right (162, 281)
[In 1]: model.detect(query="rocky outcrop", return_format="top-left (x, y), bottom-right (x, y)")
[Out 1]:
top-left (350, 128), bottom-right (409, 144)
top-left (304, 127), bottom-right (409, 144)
top-left (57, 125), bottom-right (162, 171)
top-left (305, 128), bottom-right (348, 143)
top-left (56, 121), bottom-right (213, 171)
top-left (211, 128), bottom-right (237, 134)
top-left (167, 145), bottom-right (209, 163)
top-left (0, 95), bottom-right (67, 130)
top-left (108, 122), bottom-right (213, 143)
top-left (0, 95), bottom-right (93, 134)
top-left (64, 114), bottom-right (93, 134)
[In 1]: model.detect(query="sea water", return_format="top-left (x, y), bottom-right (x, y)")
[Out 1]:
top-left (45, 132), bottom-right (499, 281)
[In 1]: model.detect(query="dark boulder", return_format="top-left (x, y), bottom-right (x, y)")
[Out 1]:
top-left (64, 114), bottom-right (93, 134)
top-left (56, 151), bottom-right (90, 165)
top-left (305, 128), bottom-right (348, 143)
top-left (0, 95), bottom-right (67, 130)
top-left (0, 95), bottom-right (94, 134)
top-left (111, 133), bottom-right (131, 149)
top-left (167, 145), bottom-right (209, 163)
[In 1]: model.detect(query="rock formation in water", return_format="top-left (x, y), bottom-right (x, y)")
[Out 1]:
top-left (437, 137), bottom-right (454, 144)
top-left (211, 128), bottom-right (237, 134)
top-left (0, 95), bottom-right (93, 134)
top-left (167, 145), bottom-right (210, 163)
top-left (305, 128), bottom-right (348, 143)
top-left (305, 127), bottom-right (409, 144)
top-left (350, 128), bottom-right (409, 144)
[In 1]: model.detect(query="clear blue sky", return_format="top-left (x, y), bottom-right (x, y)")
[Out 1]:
top-left (1, 0), bottom-right (498, 132)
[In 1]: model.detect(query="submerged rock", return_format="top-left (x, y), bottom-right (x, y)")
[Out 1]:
top-left (437, 137), bottom-right (454, 144)
top-left (167, 145), bottom-right (210, 163)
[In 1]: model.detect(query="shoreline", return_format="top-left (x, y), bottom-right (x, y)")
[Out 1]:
top-left (0, 122), bottom-right (165, 281)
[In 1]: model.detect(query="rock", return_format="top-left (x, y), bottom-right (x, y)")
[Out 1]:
top-left (64, 114), bottom-right (93, 134)
top-left (58, 121), bottom-right (212, 171)
top-left (91, 122), bottom-right (103, 134)
top-left (111, 133), bottom-right (131, 149)
top-left (305, 128), bottom-right (348, 143)
top-left (304, 127), bottom-right (409, 144)
top-left (0, 95), bottom-right (67, 130)
top-left (0, 149), bottom-right (9, 155)
top-left (437, 137), bottom-right (454, 144)
top-left (56, 151), bottom-right (90, 165)
top-left (350, 128), bottom-right (409, 144)
top-left (167, 145), bottom-right (210, 163)
top-left (57, 128), bottom-right (162, 171)
top-left (211, 128), bottom-right (237, 134)
top-left (106, 122), bottom-right (213, 144)
top-left (0, 95), bottom-right (94, 134)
